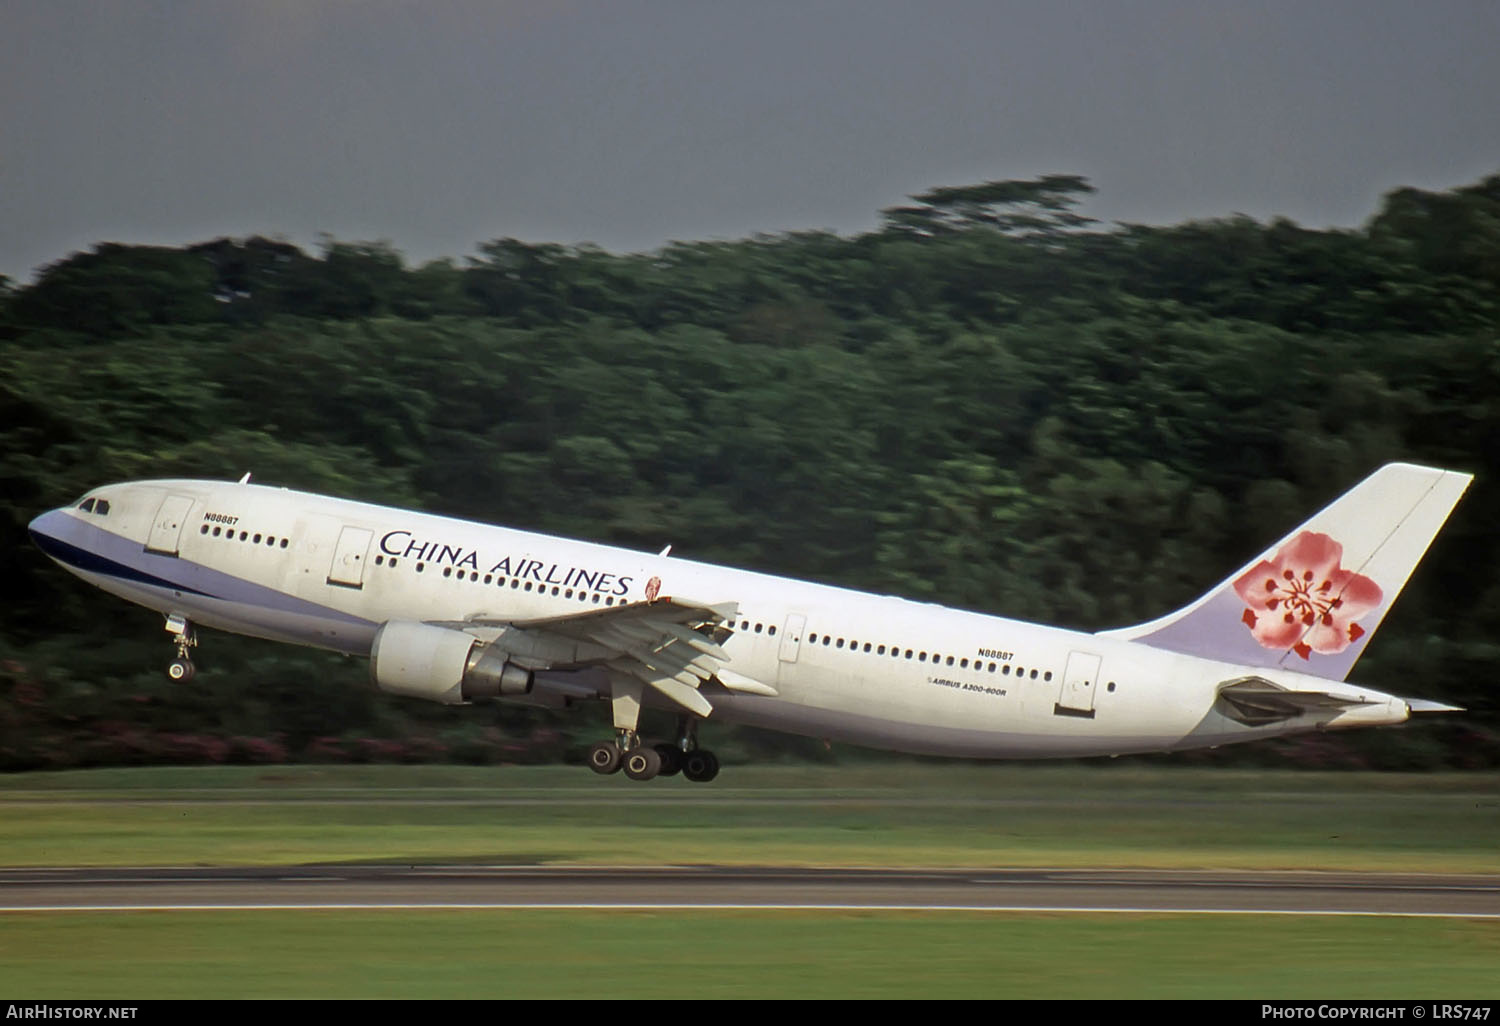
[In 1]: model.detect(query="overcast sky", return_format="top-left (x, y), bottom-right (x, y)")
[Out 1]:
top-left (3, 0), bottom-right (1498, 282)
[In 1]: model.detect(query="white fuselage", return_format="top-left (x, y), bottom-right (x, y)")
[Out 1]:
top-left (30, 479), bottom-right (1413, 759)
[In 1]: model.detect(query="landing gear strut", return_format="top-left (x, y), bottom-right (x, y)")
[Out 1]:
top-left (165, 614), bottom-right (197, 682)
top-left (673, 716), bottom-right (718, 783)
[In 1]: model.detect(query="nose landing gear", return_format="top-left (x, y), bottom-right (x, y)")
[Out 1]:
top-left (165, 614), bottom-right (197, 682)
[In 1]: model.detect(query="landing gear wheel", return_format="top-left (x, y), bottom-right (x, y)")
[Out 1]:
top-left (682, 749), bottom-right (719, 783)
top-left (654, 743), bottom-right (682, 777)
top-left (587, 740), bottom-right (623, 775)
top-left (166, 658), bottom-right (195, 682)
top-left (622, 746), bottom-right (663, 781)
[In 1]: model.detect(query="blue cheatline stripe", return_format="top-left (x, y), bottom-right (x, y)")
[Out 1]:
top-left (29, 527), bottom-right (213, 597)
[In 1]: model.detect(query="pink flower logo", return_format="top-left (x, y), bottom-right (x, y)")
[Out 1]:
top-left (645, 576), bottom-right (662, 602)
top-left (1232, 531), bottom-right (1383, 660)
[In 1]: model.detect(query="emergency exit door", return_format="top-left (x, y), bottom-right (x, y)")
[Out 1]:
top-left (145, 495), bottom-right (195, 556)
top-left (778, 613), bottom-right (807, 663)
top-left (327, 526), bottom-right (373, 588)
top-left (1054, 650), bottom-right (1102, 718)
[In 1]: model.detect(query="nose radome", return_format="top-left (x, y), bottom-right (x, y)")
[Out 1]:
top-left (27, 508), bottom-right (76, 562)
top-left (28, 508), bottom-right (63, 543)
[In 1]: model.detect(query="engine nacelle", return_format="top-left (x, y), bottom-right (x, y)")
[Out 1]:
top-left (369, 621), bottom-right (534, 704)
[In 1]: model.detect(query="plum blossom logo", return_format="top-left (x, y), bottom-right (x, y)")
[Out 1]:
top-left (1232, 531), bottom-right (1383, 660)
top-left (645, 576), bottom-right (662, 602)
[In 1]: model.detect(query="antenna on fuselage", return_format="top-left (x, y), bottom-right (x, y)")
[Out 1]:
top-left (658, 544), bottom-right (672, 557)
top-left (237, 472), bottom-right (252, 484)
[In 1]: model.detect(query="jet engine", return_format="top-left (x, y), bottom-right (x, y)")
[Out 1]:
top-left (369, 620), bottom-right (534, 704)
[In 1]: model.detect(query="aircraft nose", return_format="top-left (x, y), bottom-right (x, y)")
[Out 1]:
top-left (28, 508), bottom-right (70, 559)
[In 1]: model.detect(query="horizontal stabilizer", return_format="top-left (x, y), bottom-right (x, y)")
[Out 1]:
top-left (1407, 698), bottom-right (1465, 714)
top-left (1215, 676), bottom-right (1375, 726)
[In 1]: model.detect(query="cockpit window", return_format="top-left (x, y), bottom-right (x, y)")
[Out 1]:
top-left (95, 499), bottom-right (110, 515)
top-left (78, 498), bottom-right (96, 513)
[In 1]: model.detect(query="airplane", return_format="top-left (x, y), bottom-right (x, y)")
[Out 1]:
top-left (27, 462), bottom-right (1471, 782)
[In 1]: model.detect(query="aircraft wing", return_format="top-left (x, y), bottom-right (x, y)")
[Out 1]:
top-left (434, 597), bottom-right (761, 717)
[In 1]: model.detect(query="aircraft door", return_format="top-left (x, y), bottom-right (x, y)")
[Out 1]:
top-left (778, 613), bottom-right (807, 663)
top-left (327, 526), bottom-right (374, 588)
top-left (1055, 650), bottom-right (1102, 718)
top-left (145, 495), bottom-right (196, 556)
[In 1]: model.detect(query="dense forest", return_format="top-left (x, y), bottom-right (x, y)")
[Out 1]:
top-left (3, 173), bottom-right (1498, 770)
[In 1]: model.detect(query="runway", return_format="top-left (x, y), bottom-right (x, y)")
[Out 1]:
top-left (3, 865), bottom-right (1498, 917)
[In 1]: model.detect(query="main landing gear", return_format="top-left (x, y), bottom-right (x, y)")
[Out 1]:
top-left (587, 716), bottom-right (720, 783)
top-left (164, 614), bottom-right (197, 681)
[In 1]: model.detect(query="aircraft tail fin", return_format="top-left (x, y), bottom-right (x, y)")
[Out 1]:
top-left (1100, 463), bottom-right (1472, 680)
